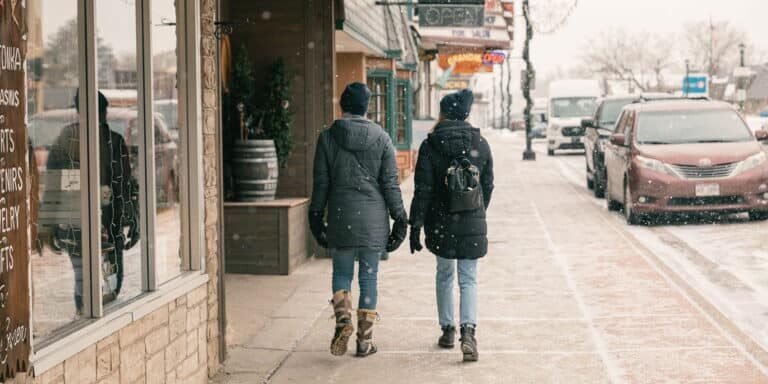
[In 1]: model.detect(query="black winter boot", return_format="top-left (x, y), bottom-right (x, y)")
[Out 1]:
top-left (460, 325), bottom-right (478, 362)
top-left (356, 309), bottom-right (378, 357)
top-left (330, 290), bottom-right (354, 356)
top-left (438, 326), bottom-right (455, 348)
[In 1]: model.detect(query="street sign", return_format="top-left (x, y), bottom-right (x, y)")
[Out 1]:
top-left (418, 4), bottom-right (485, 27)
top-left (682, 75), bottom-right (709, 96)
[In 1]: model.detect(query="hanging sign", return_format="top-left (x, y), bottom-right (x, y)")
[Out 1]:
top-left (418, 1), bottom-right (486, 27)
top-left (482, 51), bottom-right (506, 65)
top-left (443, 79), bottom-right (471, 90)
top-left (438, 47), bottom-right (493, 74)
top-left (0, 0), bottom-right (31, 380)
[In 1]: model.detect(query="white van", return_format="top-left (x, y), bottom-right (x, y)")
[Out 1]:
top-left (547, 80), bottom-right (601, 156)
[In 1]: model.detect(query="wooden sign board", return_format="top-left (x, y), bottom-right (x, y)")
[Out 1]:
top-left (0, 1), bottom-right (30, 380)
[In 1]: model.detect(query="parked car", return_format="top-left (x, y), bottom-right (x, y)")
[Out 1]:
top-left (546, 79), bottom-right (601, 156)
top-left (510, 113), bottom-right (525, 131)
top-left (530, 108), bottom-right (548, 139)
top-left (583, 94), bottom-right (678, 197)
top-left (603, 99), bottom-right (768, 224)
top-left (29, 108), bottom-right (180, 206)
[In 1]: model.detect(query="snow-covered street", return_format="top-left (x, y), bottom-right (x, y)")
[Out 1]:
top-left (543, 134), bottom-right (768, 358)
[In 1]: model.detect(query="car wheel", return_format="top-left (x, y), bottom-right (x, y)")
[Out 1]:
top-left (624, 182), bottom-right (642, 225)
top-left (547, 149), bottom-right (555, 156)
top-left (593, 169), bottom-right (606, 198)
top-left (749, 211), bottom-right (768, 221)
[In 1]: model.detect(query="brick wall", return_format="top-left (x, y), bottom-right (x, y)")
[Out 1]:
top-left (34, 285), bottom-right (210, 384)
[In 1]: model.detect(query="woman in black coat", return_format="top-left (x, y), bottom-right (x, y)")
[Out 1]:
top-left (409, 89), bottom-right (494, 362)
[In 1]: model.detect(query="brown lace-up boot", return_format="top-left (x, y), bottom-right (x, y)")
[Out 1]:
top-left (330, 290), bottom-right (354, 356)
top-left (356, 309), bottom-right (378, 357)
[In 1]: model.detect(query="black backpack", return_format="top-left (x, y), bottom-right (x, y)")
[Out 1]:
top-left (444, 135), bottom-right (483, 213)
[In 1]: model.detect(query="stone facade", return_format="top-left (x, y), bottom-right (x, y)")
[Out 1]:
top-left (200, 0), bottom-right (222, 376)
top-left (35, 285), bottom-right (210, 384)
top-left (7, 0), bottom-right (223, 382)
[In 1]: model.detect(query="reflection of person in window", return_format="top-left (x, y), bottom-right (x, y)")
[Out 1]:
top-left (45, 91), bottom-right (136, 314)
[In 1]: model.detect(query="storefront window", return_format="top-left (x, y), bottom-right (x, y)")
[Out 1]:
top-left (28, 0), bottom-right (83, 342)
top-left (367, 76), bottom-right (388, 130)
top-left (97, 0), bottom-right (142, 309)
top-left (152, 0), bottom-right (183, 284)
top-left (28, 0), bottom-right (196, 347)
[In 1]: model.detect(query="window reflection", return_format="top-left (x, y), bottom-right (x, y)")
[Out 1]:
top-left (97, 0), bottom-right (142, 310)
top-left (27, 0), bottom-right (82, 341)
top-left (152, 0), bottom-right (182, 283)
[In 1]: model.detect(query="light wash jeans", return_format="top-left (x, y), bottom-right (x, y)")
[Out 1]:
top-left (331, 248), bottom-right (382, 310)
top-left (436, 256), bottom-right (478, 327)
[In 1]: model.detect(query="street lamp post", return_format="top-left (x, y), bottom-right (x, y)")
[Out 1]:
top-left (737, 43), bottom-right (747, 111)
top-left (739, 43), bottom-right (746, 67)
top-left (684, 59), bottom-right (690, 97)
top-left (522, 0), bottom-right (536, 161)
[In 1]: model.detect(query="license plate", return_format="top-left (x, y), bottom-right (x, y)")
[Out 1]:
top-left (695, 183), bottom-right (720, 197)
top-left (571, 137), bottom-right (581, 143)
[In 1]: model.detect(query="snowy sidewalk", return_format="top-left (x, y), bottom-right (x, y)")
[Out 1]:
top-left (211, 133), bottom-right (768, 383)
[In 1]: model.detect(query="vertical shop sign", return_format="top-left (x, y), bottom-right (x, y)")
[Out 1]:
top-left (0, 0), bottom-right (30, 380)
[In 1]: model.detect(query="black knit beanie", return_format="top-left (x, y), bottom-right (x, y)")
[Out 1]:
top-left (340, 82), bottom-right (371, 116)
top-left (440, 89), bottom-right (474, 121)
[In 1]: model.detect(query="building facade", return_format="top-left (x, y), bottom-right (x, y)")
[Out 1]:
top-left (4, 0), bottom-right (225, 382)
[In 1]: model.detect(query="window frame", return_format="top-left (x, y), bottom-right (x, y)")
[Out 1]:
top-left (394, 78), bottom-right (412, 150)
top-left (30, 0), bottom-right (206, 371)
top-left (366, 69), bottom-right (395, 138)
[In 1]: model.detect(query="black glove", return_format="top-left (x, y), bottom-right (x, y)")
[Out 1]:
top-left (309, 211), bottom-right (328, 248)
top-left (386, 216), bottom-right (408, 252)
top-left (409, 226), bottom-right (423, 254)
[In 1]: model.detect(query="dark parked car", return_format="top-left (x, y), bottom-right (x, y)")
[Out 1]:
top-left (603, 100), bottom-right (768, 224)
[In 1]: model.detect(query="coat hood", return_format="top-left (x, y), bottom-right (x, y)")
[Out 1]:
top-left (330, 117), bottom-right (386, 152)
top-left (427, 120), bottom-right (479, 158)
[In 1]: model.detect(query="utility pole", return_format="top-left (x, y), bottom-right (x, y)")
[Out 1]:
top-left (522, 0), bottom-right (536, 161)
top-left (491, 68), bottom-right (496, 128)
top-left (506, 49), bottom-right (512, 132)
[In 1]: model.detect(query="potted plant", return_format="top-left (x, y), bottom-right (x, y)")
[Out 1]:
top-left (226, 48), bottom-right (294, 201)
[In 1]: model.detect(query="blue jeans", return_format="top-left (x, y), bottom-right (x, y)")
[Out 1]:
top-left (436, 256), bottom-right (478, 327)
top-left (331, 248), bottom-right (382, 310)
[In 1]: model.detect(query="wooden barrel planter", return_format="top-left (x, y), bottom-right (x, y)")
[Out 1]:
top-left (231, 139), bottom-right (278, 201)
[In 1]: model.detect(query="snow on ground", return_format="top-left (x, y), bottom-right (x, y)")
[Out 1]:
top-left (549, 144), bottom-right (768, 352)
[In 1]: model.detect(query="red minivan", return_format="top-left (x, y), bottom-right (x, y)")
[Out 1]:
top-left (604, 100), bottom-right (768, 224)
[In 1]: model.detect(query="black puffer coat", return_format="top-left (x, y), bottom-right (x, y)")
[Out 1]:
top-left (409, 120), bottom-right (494, 259)
top-left (309, 117), bottom-right (406, 250)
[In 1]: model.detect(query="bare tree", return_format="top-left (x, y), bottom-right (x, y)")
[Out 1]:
top-left (682, 19), bottom-right (746, 77)
top-left (581, 28), bottom-right (647, 92)
top-left (580, 28), bottom-right (678, 93)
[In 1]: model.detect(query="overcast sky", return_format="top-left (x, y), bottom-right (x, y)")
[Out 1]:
top-left (529, 0), bottom-right (768, 76)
